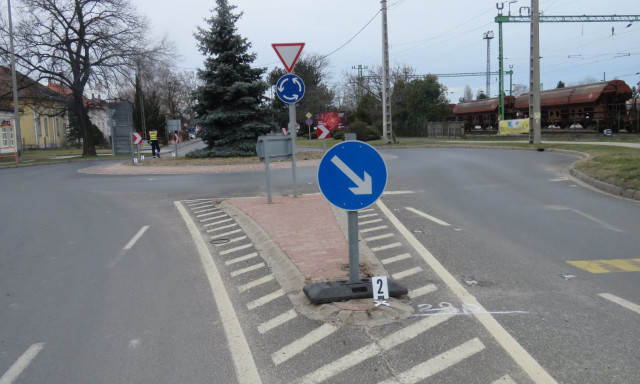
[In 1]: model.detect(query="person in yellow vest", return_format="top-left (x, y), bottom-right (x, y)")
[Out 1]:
top-left (148, 129), bottom-right (160, 158)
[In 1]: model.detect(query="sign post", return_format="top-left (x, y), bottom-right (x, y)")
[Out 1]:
top-left (303, 137), bottom-right (407, 303)
top-left (273, 43), bottom-right (305, 198)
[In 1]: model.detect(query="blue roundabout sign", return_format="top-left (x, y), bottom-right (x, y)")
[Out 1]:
top-left (276, 74), bottom-right (305, 104)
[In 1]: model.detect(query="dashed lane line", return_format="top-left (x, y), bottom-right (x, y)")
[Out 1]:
top-left (598, 293), bottom-right (640, 315)
top-left (298, 311), bottom-right (456, 384)
top-left (405, 207), bottom-right (451, 227)
top-left (376, 199), bottom-right (557, 384)
top-left (272, 323), bottom-right (339, 366)
top-left (0, 343), bottom-right (45, 384)
top-left (175, 201), bottom-right (262, 384)
top-left (377, 338), bottom-right (486, 384)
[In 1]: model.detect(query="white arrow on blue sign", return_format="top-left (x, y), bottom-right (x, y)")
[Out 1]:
top-left (317, 141), bottom-right (387, 210)
top-left (276, 74), bottom-right (305, 103)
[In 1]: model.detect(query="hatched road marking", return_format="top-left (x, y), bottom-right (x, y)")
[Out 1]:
top-left (0, 343), bottom-right (45, 384)
top-left (272, 324), bottom-right (338, 366)
top-left (567, 258), bottom-right (640, 273)
top-left (377, 199), bottom-right (557, 383)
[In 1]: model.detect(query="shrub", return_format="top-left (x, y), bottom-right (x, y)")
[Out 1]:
top-left (365, 126), bottom-right (382, 141)
top-left (332, 131), bottom-right (345, 140)
top-left (347, 121), bottom-right (368, 141)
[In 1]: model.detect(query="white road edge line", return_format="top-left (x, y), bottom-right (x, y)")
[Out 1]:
top-left (405, 207), bottom-right (450, 227)
top-left (0, 343), bottom-right (45, 384)
top-left (174, 201), bottom-right (262, 384)
top-left (598, 293), bottom-right (640, 315)
top-left (376, 199), bottom-right (557, 384)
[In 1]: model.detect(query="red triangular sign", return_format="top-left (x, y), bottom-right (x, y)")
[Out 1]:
top-left (272, 43), bottom-right (305, 73)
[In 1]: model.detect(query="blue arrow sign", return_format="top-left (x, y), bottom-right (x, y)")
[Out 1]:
top-left (317, 141), bottom-right (387, 210)
top-left (276, 74), bottom-right (305, 103)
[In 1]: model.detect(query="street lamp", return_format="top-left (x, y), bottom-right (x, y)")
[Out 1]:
top-left (508, 1), bottom-right (517, 16)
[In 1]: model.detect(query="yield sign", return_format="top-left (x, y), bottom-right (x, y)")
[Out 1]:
top-left (272, 43), bottom-right (305, 73)
top-left (316, 123), bottom-right (330, 139)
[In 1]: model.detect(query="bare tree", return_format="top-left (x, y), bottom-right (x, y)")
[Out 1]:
top-left (0, 0), bottom-right (168, 156)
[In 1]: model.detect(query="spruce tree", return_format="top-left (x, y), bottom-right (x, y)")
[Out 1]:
top-left (191, 0), bottom-right (272, 157)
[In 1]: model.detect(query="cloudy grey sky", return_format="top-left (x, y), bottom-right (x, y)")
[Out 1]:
top-left (134, 0), bottom-right (639, 101)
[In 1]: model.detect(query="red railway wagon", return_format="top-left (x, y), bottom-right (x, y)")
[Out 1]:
top-left (452, 96), bottom-right (517, 131)
top-left (514, 80), bottom-right (632, 132)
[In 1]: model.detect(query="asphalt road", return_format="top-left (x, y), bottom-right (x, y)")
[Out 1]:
top-left (1, 147), bottom-right (639, 383)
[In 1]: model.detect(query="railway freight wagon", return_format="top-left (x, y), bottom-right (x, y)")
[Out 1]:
top-left (452, 96), bottom-right (517, 131)
top-left (514, 80), bottom-right (632, 132)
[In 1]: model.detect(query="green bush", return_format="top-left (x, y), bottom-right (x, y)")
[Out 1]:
top-left (347, 121), bottom-right (368, 141)
top-left (365, 126), bottom-right (381, 141)
top-left (332, 131), bottom-right (345, 140)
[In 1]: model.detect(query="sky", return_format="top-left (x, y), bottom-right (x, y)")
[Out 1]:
top-left (133, 0), bottom-right (640, 102)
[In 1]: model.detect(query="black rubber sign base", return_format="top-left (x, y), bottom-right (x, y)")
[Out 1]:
top-left (303, 278), bottom-right (408, 304)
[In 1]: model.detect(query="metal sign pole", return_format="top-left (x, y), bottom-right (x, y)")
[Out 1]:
top-left (289, 103), bottom-right (298, 197)
top-left (344, 133), bottom-right (360, 283)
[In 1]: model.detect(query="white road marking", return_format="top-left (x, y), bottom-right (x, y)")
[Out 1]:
top-left (405, 207), bottom-right (451, 227)
top-left (196, 211), bottom-right (223, 218)
top-left (192, 207), bottom-right (220, 214)
top-left (408, 284), bottom-right (438, 299)
top-left (247, 289), bottom-right (285, 310)
top-left (201, 216), bottom-right (233, 224)
top-left (107, 225), bottom-right (150, 268)
top-left (272, 323), bottom-right (338, 366)
top-left (299, 312), bottom-right (455, 384)
top-left (599, 293), bottom-right (640, 315)
top-left (238, 274), bottom-right (274, 292)
top-left (220, 243), bottom-right (253, 256)
top-left (377, 200), bottom-right (557, 384)
top-left (545, 205), bottom-right (623, 232)
top-left (226, 252), bottom-right (259, 266)
top-left (392, 266), bottom-right (423, 280)
top-left (0, 343), bottom-right (45, 384)
top-left (359, 218), bottom-right (384, 225)
top-left (214, 236), bottom-right (247, 246)
top-left (381, 253), bottom-right (412, 265)
top-left (360, 225), bottom-right (388, 233)
top-left (175, 201), bottom-right (262, 384)
top-left (211, 228), bottom-right (242, 238)
top-left (364, 233), bottom-right (394, 242)
top-left (206, 223), bottom-right (238, 231)
top-left (188, 202), bottom-right (214, 208)
top-left (492, 374), bottom-right (517, 383)
top-left (359, 213), bottom-right (379, 219)
top-left (231, 262), bottom-right (265, 277)
top-left (371, 242), bottom-right (402, 252)
top-left (383, 190), bottom-right (415, 195)
top-left (378, 338), bottom-right (485, 384)
top-left (258, 309), bottom-right (298, 334)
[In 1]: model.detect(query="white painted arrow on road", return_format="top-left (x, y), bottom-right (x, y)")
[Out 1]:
top-left (330, 155), bottom-right (372, 195)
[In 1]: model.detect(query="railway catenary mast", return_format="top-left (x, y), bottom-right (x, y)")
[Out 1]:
top-left (494, 4), bottom-right (640, 121)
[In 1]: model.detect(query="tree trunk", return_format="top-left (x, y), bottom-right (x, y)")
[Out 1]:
top-left (74, 94), bottom-right (96, 156)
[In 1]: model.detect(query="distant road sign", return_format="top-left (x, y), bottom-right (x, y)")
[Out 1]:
top-left (316, 124), bottom-right (330, 139)
top-left (272, 43), bottom-right (305, 73)
top-left (317, 141), bottom-right (387, 210)
top-left (306, 119), bottom-right (313, 126)
top-left (132, 132), bottom-right (142, 145)
top-left (276, 74), bottom-right (305, 103)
